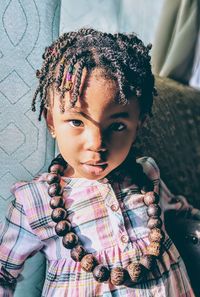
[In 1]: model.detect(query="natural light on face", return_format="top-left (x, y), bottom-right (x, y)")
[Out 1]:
top-left (47, 68), bottom-right (141, 180)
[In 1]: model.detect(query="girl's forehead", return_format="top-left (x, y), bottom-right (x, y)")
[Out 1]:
top-left (79, 68), bottom-right (118, 94)
top-left (52, 68), bottom-right (118, 108)
top-left (51, 67), bottom-right (140, 117)
top-left (53, 92), bottom-right (140, 124)
top-left (80, 72), bottom-right (118, 103)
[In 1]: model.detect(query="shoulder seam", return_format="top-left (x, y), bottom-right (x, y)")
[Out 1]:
top-left (11, 179), bottom-right (47, 195)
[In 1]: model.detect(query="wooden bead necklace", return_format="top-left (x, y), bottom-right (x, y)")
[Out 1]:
top-left (47, 154), bottom-right (165, 286)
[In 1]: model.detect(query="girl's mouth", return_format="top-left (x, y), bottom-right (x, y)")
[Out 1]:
top-left (81, 163), bottom-right (108, 176)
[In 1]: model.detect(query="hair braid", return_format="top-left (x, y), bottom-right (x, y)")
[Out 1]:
top-left (32, 86), bottom-right (40, 112)
top-left (71, 58), bottom-right (85, 106)
top-left (101, 48), bottom-right (127, 105)
top-left (110, 59), bottom-right (127, 105)
top-left (32, 27), bottom-right (156, 120)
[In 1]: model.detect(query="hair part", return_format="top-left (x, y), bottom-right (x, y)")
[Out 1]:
top-left (32, 28), bottom-right (157, 121)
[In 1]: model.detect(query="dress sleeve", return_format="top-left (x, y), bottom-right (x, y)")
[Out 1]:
top-left (137, 156), bottom-right (194, 214)
top-left (159, 178), bottom-right (192, 212)
top-left (141, 156), bottom-right (192, 213)
top-left (136, 156), bottom-right (160, 193)
top-left (0, 187), bottom-right (44, 296)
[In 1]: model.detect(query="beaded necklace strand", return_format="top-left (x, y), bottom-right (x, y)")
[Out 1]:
top-left (46, 154), bottom-right (165, 286)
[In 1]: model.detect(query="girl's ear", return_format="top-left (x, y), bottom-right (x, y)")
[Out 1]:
top-left (44, 108), bottom-right (56, 138)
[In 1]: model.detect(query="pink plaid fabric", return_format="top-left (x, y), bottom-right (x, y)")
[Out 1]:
top-left (0, 157), bottom-right (195, 296)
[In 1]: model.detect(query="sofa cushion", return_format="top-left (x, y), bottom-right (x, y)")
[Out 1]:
top-left (0, 1), bottom-right (61, 296)
top-left (135, 76), bottom-right (200, 208)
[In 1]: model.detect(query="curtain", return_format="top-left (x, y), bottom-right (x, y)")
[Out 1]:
top-left (60, 0), bottom-right (165, 44)
top-left (189, 29), bottom-right (200, 89)
top-left (152, 0), bottom-right (200, 84)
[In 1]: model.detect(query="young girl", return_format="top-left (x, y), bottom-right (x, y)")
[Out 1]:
top-left (0, 28), bottom-right (195, 296)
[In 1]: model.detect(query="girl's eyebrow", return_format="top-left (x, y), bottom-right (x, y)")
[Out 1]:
top-left (65, 109), bottom-right (130, 120)
top-left (66, 110), bottom-right (130, 119)
top-left (110, 112), bottom-right (130, 119)
top-left (65, 109), bottom-right (89, 118)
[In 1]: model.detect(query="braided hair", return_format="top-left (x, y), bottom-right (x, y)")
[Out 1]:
top-left (32, 28), bottom-right (156, 121)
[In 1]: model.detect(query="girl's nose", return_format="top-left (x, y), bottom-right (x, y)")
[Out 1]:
top-left (85, 128), bottom-right (107, 152)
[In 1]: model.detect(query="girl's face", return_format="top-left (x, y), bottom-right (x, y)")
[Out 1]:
top-left (47, 68), bottom-right (142, 180)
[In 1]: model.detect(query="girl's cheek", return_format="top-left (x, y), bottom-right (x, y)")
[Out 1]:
top-left (109, 139), bottom-right (130, 154)
top-left (57, 124), bottom-right (80, 137)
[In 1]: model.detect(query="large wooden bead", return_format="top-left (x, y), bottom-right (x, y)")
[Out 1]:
top-left (126, 263), bottom-right (144, 283)
top-left (55, 220), bottom-right (71, 236)
top-left (149, 228), bottom-right (165, 243)
top-left (110, 267), bottom-right (127, 286)
top-left (147, 204), bottom-right (161, 218)
top-left (49, 196), bottom-right (64, 209)
top-left (80, 254), bottom-right (98, 272)
top-left (51, 208), bottom-right (67, 222)
top-left (62, 232), bottom-right (78, 249)
top-left (48, 183), bottom-right (61, 197)
top-left (143, 192), bottom-right (159, 206)
top-left (147, 218), bottom-right (162, 229)
top-left (140, 255), bottom-right (156, 271)
top-left (70, 245), bottom-right (86, 262)
top-left (93, 265), bottom-right (110, 282)
top-left (46, 173), bottom-right (60, 185)
top-left (49, 163), bottom-right (65, 175)
top-left (146, 242), bottom-right (161, 257)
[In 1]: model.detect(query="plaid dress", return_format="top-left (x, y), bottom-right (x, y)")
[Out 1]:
top-left (0, 157), bottom-right (195, 297)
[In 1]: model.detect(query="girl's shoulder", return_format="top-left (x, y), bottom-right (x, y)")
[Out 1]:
top-left (10, 172), bottom-right (54, 240)
top-left (136, 156), bottom-right (160, 191)
top-left (136, 156), bottom-right (160, 178)
top-left (10, 172), bottom-right (50, 218)
top-left (10, 172), bottom-right (49, 195)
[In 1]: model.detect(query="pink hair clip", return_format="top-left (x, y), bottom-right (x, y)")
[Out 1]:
top-left (65, 64), bottom-right (74, 91)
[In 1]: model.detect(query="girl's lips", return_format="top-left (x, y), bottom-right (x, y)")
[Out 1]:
top-left (81, 163), bottom-right (108, 176)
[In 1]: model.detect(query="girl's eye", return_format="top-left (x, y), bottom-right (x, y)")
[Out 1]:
top-left (110, 122), bottom-right (126, 132)
top-left (69, 120), bottom-right (83, 127)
